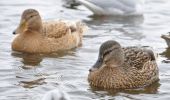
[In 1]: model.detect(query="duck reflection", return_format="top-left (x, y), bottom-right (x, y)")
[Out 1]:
top-left (11, 50), bottom-right (76, 67)
top-left (11, 49), bottom-right (76, 89)
top-left (85, 15), bottom-right (144, 25)
top-left (18, 77), bottom-right (46, 88)
top-left (11, 52), bottom-right (43, 66)
top-left (89, 81), bottom-right (160, 96)
top-left (12, 52), bottom-right (49, 88)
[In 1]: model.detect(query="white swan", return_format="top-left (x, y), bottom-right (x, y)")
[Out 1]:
top-left (42, 89), bottom-right (70, 100)
top-left (76, 0), bottom-right (145, 16)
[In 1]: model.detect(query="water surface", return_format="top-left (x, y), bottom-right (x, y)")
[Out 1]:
top-left (0, 0), bottom-right (170, 100)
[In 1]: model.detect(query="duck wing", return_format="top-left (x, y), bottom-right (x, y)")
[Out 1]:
top-left (141, 60), bottom-right (159, 82)
top-left (42, 20), bottom-right (71, 39)
top-left (123, 46), bottom-right (156, 69)
top-left (42, 20), bottom-right (87, 39)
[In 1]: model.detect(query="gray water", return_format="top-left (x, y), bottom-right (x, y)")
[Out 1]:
top-left (0, 0), bottom-right (170, 100)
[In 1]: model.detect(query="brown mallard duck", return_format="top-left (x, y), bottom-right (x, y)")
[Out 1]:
top-left (88, 40), bottom-right (159, 89)
top-left (12, 9), bottom-right (87, 54)
top-left (161, 32), bottom-right (170, 48)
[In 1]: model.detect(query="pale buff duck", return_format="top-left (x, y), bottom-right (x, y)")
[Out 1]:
top-left (12, 9), bottom-right (87, 54)
top-left (88, 40), bottom-right (159, 89)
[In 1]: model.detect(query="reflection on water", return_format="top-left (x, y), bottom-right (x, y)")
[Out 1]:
top-left (84, 15), bottom-right (145, 40)
top-left (90, 81), bottom-right (160, 96)
top-left (11, 52), bottom-right (43, 66)
top-left (1, 0), bottom-right (170, 100)
top-left (11, 49), bottom-right (76, 66)
top-left (85, 15), bottom-right (144, 25)
top-left (19, 78), bottom-right (46, 88)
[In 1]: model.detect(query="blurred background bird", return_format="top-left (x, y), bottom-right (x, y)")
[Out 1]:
top-left (63, 0), bottom-right (145, 16)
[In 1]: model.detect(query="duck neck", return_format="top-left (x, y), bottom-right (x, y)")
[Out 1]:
top-left (28, 26), bottom-right (43, 34)
top-left (23, 28), bottom-right (43, 37)
top-left (26, 19), bottom-right (43, 36)
top-left (106, 53), bottom-right (124, 68)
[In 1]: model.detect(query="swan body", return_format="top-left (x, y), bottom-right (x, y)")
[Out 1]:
top-left (77, 0), bottom-right (145, 16)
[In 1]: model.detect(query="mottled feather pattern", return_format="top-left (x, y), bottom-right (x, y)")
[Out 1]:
top-left (88, 46), bottom-right (159, 89)
top-left (43, 20), bottom-right (87, 39)
top-left (142, 61), bottom-right (159, 81)
top-left (123, 47), bottom-right (153, 69)
top-left (43, 20), bottom-right (70, 39)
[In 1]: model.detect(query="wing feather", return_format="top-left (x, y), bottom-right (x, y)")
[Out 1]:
top-left (123, 47), bottom-right (156, 69)
top-left (42, 20), bottom-right (70, 39)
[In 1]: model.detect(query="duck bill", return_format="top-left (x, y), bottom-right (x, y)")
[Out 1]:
top-left (89, 57), bottom-right (103, 72)
top-left (161, 34), bottom-right (170, 40)
top-left (13, 19), bottom-right (26, 35)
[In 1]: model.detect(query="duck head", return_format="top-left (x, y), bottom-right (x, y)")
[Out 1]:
top-left (89, 40), bottom-right (124, 72)
top-left (13, 9), bottom-right (43, 35)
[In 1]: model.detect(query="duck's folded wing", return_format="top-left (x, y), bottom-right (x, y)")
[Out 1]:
top-left (123, 47), bottom-right (156, 69)
top-left (42, 20), bottom-right (71, 39)
top-left (141, 61), bottom-right (159, 82)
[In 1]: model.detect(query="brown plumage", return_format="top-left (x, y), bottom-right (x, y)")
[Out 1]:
top-left (88, 40), bottom-right (159, 89)
top-left (161, 32), bottom-right (170, 48)
top-left (12, 9), bottom-right (87, 54)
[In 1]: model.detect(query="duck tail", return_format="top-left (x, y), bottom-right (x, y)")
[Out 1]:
top-left (142, 61), bottom-right (159, 82)
top-left (68, 21), bottom-right (88, 34)
top-left (142, 46), bottom-right (158, 60)
top-left (141, 48), bottom-right (159, 82)
top-left (145, 49), bottom-right (157, 61)
top-left (75, 21), bottom-right (88, 34)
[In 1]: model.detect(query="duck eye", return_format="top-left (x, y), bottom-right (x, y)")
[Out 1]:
top-left (30, 15), bottom-right (33, 18)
